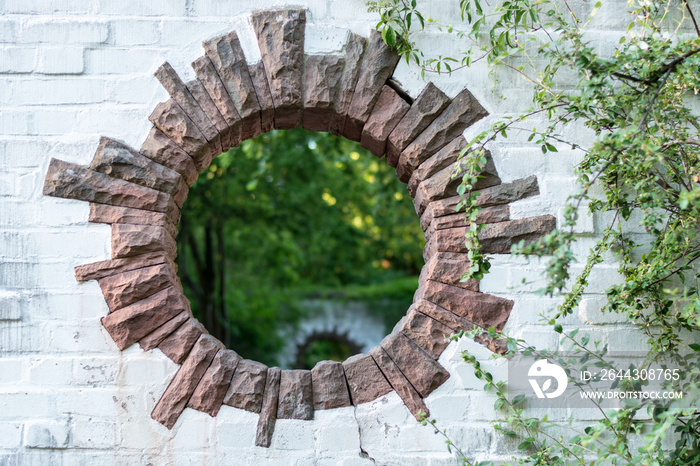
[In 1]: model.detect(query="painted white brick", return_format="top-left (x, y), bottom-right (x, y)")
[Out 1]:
top-left (20, 20), bottom-right (108, 45)
top-left (270, 419), bottom-right (316, 451)
top-left (24, 419), bottom-right (70, 449)
top-left (28, 357), bottom-right (75, 386)
top-left (107, 76), bottom-right (164, 105)
top-left (0, 20), bottom-right (18, 43)
top-left (9, 78), bottom-right (106, 106)
top-left (96, 0), bottom-right (188, 17)
top-left (158, 20), bottom-right (234, 47)
top-left (36, 47), bottom-right (84, 75)
top-left (109, 20), bottom-right (160, 46)
top-left (71, 417), bottom-right (116, 449)
top-left (305, 24), bottom-right (348, 54)
top-left (0, 358), bottom-right (23, 384)
top-left (314, 408), bottom-right (361, 453)
top-left (0, 422), bottom-right (23, 449)
top-left (191, 0), bottom-right (327, 19)
top-left (0, 47), bottom-right (37, 73)
top-left (84, 48), bottom-right (164, 75)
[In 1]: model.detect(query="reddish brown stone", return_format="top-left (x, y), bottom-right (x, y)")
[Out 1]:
top-left (101, 285), bottom-right (190, 350)
top-left (191, 55), bottom-right (243, 148)
top-left (203, 32), bottom-right (261, 140)
top-left (417, 252), bottom-right (479, 292)
top-left (188, 349), bottom-right (241, 417)
top-left (43, 159), bottom-right (179, 222)
top-left (397, 88), bottom-right (487, 182)
top-left (251, 9), bottom-right (306, 130)
top-left (408, 137), bottom-right (466, 197)
top-left (89, 204), bottom-right (177, 239)
top-left (248, 62), bottom-right (275, 133)
top-left (369, 346), bottom-right (428, 419)
top-left (342, 353), bottom-right (392, 405)
top-left (140, 126), bottom-right (198, 187)
top-left (413, 154), bottom-right (501, 217)
top-left (344, 29), bottom-right (399, 141)
top-left (421, 281), bottom-right (513, 331)
top-left (223, 359), bottom-right (268, 413)
top-left (186, 78), bottom-right (231, 151)
top-left (424, 205), bottom-right (510, 241)
top-left (330, 33), bottom-right (367, 137)
top-left (419, 176), bottom-right (539, 231)
top-left (158, 317), bottom-right (208, 364)
top-left (380, 332), bottom-right (450, 398)
top-left (311, 360), bottom-right (351, 410)
top-left (400, 308), bottom-right (454, 360)
top-left (149, 99), bottom-right (210, 167)
top-left (303, 54), bottom-right (344, 132)
top-left (255, 366), bottom-right (281, 448)
top-left (139, 311), bottom-right (190, 352)
top-left (151, 334), bottom-right (223, 429)
top-left (386, 82), bottom-right (451, 167)
top-left (360, 85), bottom-right (410, 157)
top-left (412, 299), bottom-right (507, 354)
top-left (277, 370), bottom-right (314, 420)
top-left (75, 251), bottom-right (171, 282)
top-left (97, 262), bottom-right (178, 312)
top-left (111, 224), bottom-right (176, 260)
top-left (155, 62), bottom-right (219, 145)
top-left (90, 137), bottom-right (186, 201)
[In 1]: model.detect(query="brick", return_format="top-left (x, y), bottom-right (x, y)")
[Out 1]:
top-left (36, 47), bottom-right (84, 75)
top-left (24, 420), bottom-right (70, 449)
top-left (84, 48), bottom-right (163, 75)
top-left (387, 82), bottom-right (451, 167)
top-left (96, 0), bottom-right (187, 16)
top-left (344, 29), bottom-right (399, 141)
top-left (0, 47), bottom-right (37, 73)
top-left (360, 85), bottom-right (410, 157)
top-left (10, 78), bottom-right (105, 105)
top-left (72, 418), bottom-right (115, 449)
top-left (251, 9), bottom-right (306, 130)
top-left (0, 20), bottom-right (18, 43)
top-left (109, 20), bottom-right (160, 46)
top-left (20, 20), bottom-right (108, 44)
top-left (0, 422), bottom-right (22, 449)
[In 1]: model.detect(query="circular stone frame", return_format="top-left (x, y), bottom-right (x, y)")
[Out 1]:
top-left (42, 8), bottom-right (555, 447)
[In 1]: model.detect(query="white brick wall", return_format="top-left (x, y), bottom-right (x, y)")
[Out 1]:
top-left (0, 0), bottom-right (658, 464)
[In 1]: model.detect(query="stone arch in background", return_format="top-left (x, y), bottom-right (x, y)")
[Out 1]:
top-left (42, 8), bottom-right (555, 448)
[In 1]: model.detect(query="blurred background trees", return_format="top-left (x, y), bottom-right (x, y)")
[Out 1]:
top-left (177, 128), bottom-right (424, 368)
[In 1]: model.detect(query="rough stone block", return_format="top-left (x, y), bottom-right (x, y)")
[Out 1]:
top-left (74, 251), bottom-right (170, 282)
top-left (255, 366), bottom-right (281, 448)
top-left (417, 251), bottom-right (479, 292)
top-left (155, 62), bottom-right (219, 143)
top-left (330, 33), bottom-right (367, 137)
top-left (251, 9), bottom-right (306, 130)
top-left (101, 285), bottom-right (189, 350)
top-left (413, 153), bottom-right (501, 217)
top-left (139, 311), bottom-right (190, 352)
top-left (360, 85), bottom-right (409, 157)
top-left (397, 88), bottom-right (487, 182)
top-left (369, 346), bottom-right (428, 419)
top-left (303, 54), bottom-right (344, 132)
top-left (223, 359), bottom-right (268, 413)
top-left (248, 62), bottom-right (275, 133)
top-left (386, 82), bottom-right (451, 167)
top-left (43, 159), bottom-right (179, 222)
top-left (97, 262), bottom-right (178, 312)
top-left (188, 349), bottom-right (241, 417)
top-left (203, 32), bottom-right (261, 140)
top-left (342, 353), bottom-right (392, 405)
top-left (345, 29), bottom-right (399, 141)
top-left (149, 99), bottom-right (210, 168)
top-left (186, 78), bottom-right (231, 151)
top-left (158, 317), bottom-right (208, 364)
top-left (408, 137), bottom-right (466, 197)
top-left (191, 55), bottom-right (243, 148)
top-left (111, 224), bottom-right (176, 259)
top-left (277, 369), bottom-right (314, 420)
top-left (140, 126), bottom-right (199, 187)
top-left (380, 332), bottom-right (450, 398)
top-left (420, 281), bottom-right (513, 331)
top-left (151, 334), bottom-right (223, 429)
top-left (400, 308), bottom-right (454, 360)
top-left (423, 205), bottom-right (510, 241)
top-left (89, 203), bottom-right (177, 239)
top-left (311, 360), bottom-right (351, 410)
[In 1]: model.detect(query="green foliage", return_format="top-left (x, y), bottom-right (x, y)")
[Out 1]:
top-left (370, 0), bottom-right (700, 463)
top-left (178, 129), bottom-right (423, 366)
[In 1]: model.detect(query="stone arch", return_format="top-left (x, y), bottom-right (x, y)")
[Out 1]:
top-left (41, 8), bottom-right (555, 447)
